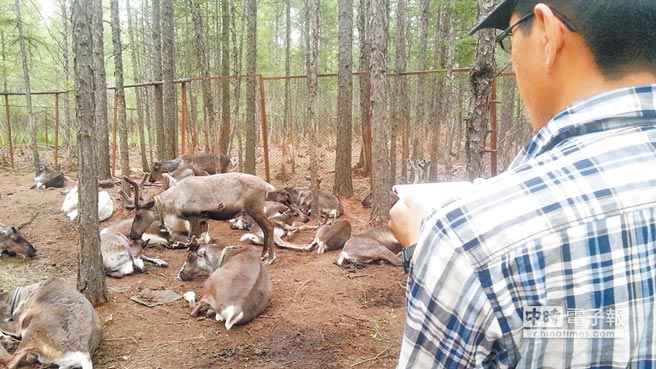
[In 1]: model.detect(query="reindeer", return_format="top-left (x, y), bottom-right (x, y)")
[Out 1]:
top-left (336, 225), bottom-right (403, 267)
top-left (30, 165), bottom-right (65, 190)
top-left (269, 186), bottom-right (343, 222)
top-left (104, 217), bottom-right (209, 249)
top-left (0, 213), bottom-right (38, 258)
top-left (239, 211), bottom-right (315, 251)
top-left (148, 153), bottom-right (230, 183)
top-left (99, 226), bottom-right (169, 278)
top-left (184, 245), bottom-right (273, 330)
top-left (0, 278), bottom-right (102, 369)
top-left (177, 242), bottom-right (229, 281)
top-left (126, 173), bottom-right (278, 264)
top-left (305, 219), bottom-right (352, 254)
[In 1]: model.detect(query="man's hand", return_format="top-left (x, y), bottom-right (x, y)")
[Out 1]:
top-left (388, 195), bottom-right (428, 248)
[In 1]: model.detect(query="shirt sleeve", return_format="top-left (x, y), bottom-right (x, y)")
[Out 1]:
top-left (398, 228), bottom-right (505, 369)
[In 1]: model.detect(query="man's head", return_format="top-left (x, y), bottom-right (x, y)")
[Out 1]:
top-left (471, 1), bottom-right (656, 128)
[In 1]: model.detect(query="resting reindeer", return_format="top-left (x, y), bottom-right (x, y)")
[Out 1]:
top-left (270, 187), bottom-right (343, 221)
top-left (0, 278), bottom-right (102, 369)
top-left (305, 219), bottom-right (352, 254)
top-left (0, 213), bottom-right (38, 258)
top-left (126, 173), bottom-right (278, 264)
top-left (148, 153), bottom-right (231, 183)
top-left (100, 229), bottom-right (167, 278)
top-left (337, 225), bottom-right (403, 267)
top-left (183, 245), bottom-right (273, 330)
top-left (30, 165), bottom-right (65, 190)
top-left (178, 242), bottom-right (228, 281)
top-left (239, 211), bottom-right (314, 251)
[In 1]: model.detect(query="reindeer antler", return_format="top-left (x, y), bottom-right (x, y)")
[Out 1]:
top-left (17, 212), bottom-right (39, 230)
top-left (123, 176), bottom-right (142, 209)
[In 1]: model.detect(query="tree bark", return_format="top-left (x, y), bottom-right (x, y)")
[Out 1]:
top-left (161, 0), bottom-right (177, 159)
top-left (111, 0), bottom-right (129, 178)
top-left (14, 0), bottom-right (39, 175)
top-left (465, 0), bottom-right (496, 180)
top-left (91, 0), bottom-right (110, 180)
top-left (127, 0), bottom-right (150, 172)
top-left (190, 0), bottom-right (217, 154)
top-left (356, 0), bottom-right (371, 176)
top-left (72, 0), bottom-right (108, 305)
top-left (412, 0), bottom-right (429, 162)
top-left (307, 0), bottom-right (321, 220)
top-left (244, 0), bottom-right (257, 174)
top-left (391, 0), bottom-right (408, 184)
top-left (151, 0), bottom-right (165, 159)
top-left (369, 0), bottom-right (391, 223)
top-left (334, 0), bottom-right (354, 196)
top-left (218, 0), bottom-right (232, 155)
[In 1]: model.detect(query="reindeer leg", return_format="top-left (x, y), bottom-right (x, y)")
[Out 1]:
top-left (250, 212), bottom-right (276, 264)
top-left (141, 255), bottom-right (169, 267)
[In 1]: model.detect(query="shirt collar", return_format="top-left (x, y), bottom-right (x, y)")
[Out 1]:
top-left (510, 84), bottom-right (656, 169)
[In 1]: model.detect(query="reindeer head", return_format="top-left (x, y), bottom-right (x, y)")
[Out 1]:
top-left (177, 241), bottom-right (213, 281)
top-left (123, 176), bottom-right (159, 241)
top-left (0, 214), bottom-right (38, 258)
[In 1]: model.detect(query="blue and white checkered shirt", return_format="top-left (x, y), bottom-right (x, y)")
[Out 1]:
top-left (399, 84), bottom-right (656, 369)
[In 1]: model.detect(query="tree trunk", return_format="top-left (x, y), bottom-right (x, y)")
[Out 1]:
top-left (190, 0), bottom-right (217, 154)
top-left (307, 0), bottom-right (321, 220)
top-left (151, 0), bottom-right (165, 159)
top-left (391, 0), bottom-right (408, 184)
top-left (14, 0), bottom-right (39, 175)
top-left (356, 0), bottom-right (371, 176)
top-left (127, 0), bottom-right (150, 172)
top-left (412, 0), bottom-right (429, 162)
top-left (280, 0), bottom-right (292, 178)
top-left (56, 0), bottom-right (74, 151)
top-left (161, 0), bottom-right (177, 159)
top-left (72, 0), bottom-right (108, 305)
top-left (465, 0), bottom-right (496, 180)
top-left (90, 0), bottom-right (110, 180)
top-left (244, 0), bottom-right (257, 174)
top-left (334, 0), bottom-right (354, 197)
top-left (111, 0), bottom-right (129, 178)
top-left (397, 0), bottom-right (410, 183)
top-left (218, 0), bottom-right (232, 155)
top-left (369, 0), bottom-right (390, 223)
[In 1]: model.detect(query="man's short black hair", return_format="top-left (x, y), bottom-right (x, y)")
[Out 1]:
top-left (513, 0), bottom-right (656, 78)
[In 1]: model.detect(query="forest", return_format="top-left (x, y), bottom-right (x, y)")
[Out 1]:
top-left (0, 0), bottom-right (533, 220)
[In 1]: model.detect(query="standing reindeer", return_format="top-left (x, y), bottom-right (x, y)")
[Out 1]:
top-left (126, 173), bottom-right (278, 263)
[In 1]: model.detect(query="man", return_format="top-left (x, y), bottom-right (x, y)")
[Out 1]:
top-left (389, 1), bottom-right (656, 368)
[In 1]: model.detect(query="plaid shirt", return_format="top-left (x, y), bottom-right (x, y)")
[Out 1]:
top-left (399, 84), bottom-right (656, 369)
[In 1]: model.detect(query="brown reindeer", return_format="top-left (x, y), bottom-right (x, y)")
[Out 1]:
top-left (0, 213), bottom-right (38, 258)
top-left (148, 153), bottom-right (230, 183)
top-left (184, 245), bottom-right (273, 330)
top-left (0, 278), bottom-right (102, 369)
top-left (126, 173), bottom-right (278, 263)
top-left (337, 225), bottom-right (402, 267)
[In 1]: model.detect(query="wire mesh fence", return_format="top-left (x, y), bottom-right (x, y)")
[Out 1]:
top-left (0, 70), bottom-right (530, 191)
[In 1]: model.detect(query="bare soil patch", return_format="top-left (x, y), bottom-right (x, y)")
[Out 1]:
top-left (0, 169), bottom-right (406, 369)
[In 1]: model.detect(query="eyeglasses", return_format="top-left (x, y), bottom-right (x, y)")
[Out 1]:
top-left (496, 8), bottom-right (577, 54)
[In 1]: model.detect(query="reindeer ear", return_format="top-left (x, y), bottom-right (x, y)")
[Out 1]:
top-left (198, 248), bottom-right (206, 257)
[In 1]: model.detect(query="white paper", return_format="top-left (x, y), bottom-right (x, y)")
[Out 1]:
top-left (392, 181), bottom-right (474, 210)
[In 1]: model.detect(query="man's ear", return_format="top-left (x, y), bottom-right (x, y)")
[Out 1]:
top-left (534, 4), bottom-right (566, 72)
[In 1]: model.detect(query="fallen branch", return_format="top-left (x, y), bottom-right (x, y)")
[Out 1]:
top-left (350, 345), bottom-right (394, 367)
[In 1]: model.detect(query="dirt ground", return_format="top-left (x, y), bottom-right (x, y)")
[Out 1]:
top-left (0, 165), bottom-right (407, 369)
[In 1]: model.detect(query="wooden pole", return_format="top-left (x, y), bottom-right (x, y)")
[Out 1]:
top-left (4, 95), bottom-right (14, 169)
top-left (257, 74), bottom-right (271, 182)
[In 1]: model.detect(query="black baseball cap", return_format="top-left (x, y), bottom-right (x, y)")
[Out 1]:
top-left (469, 0), bottom-right (514, 35)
